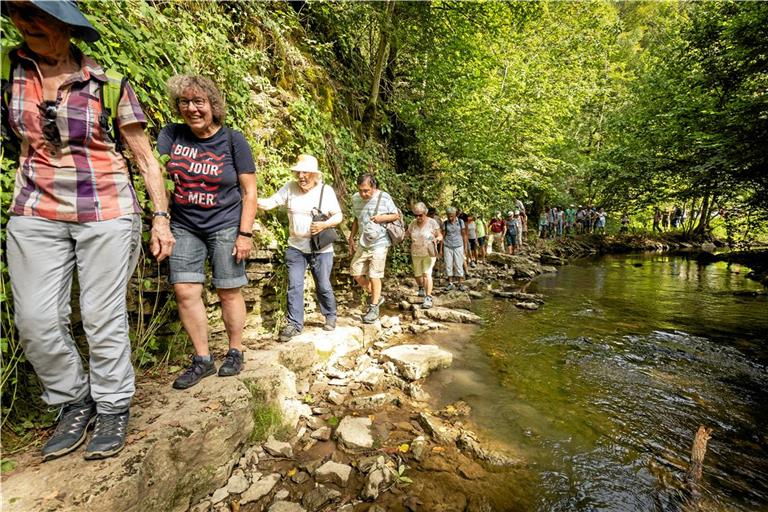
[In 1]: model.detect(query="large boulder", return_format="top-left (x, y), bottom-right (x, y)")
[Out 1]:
top-left (381, 345), bottom-right (453, 381)
top-left (2, 376), bottom-right (256, 512)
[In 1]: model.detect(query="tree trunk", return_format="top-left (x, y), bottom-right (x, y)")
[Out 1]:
top-left (363, 0), bottom-right (395, 134)
top-left (694, 189), bottom-right (712, 237)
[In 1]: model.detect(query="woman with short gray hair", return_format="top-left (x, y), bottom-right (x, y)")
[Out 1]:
top-left (158, 75), bottom-right (258, 390)
top-left (406, 202), bottom-right (442, 308)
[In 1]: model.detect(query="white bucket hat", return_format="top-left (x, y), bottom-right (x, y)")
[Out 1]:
top-left (290, 154), bottom-right (321, 174)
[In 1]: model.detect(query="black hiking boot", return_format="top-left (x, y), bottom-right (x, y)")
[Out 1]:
top-left (172, 355), bottom-right (216, 390)
top-left (218, 349), bottom-right (243, 377)
top-left (84, 410), bottom-right (130, 460)
top-left (42, 396), bottom-right (96, 462)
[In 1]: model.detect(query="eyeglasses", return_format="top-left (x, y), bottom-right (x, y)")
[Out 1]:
top-left (38, 101), bottom-right (61, 147)
top-left (178, 97), bottom-right (208, 109)
top-left (414, 214), bottom-right (425, 218)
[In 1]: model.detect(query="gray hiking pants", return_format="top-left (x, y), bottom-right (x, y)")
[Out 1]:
top-left (7, 214), bottom-right (141, 414)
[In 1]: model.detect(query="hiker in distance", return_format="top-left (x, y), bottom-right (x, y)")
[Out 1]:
top-left (158, 75), bottom-right (258, 390)
top-left (348, 173), bottom-right (400, 323)
top-left (406, 202), bottom-right (443, 309)
top-left (258, 154), bottom-right (343, 341)
top-left (3, 0), bottom-right (174, 461)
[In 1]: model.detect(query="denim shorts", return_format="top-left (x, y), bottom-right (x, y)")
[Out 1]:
top-left (169, 224), bottom-right (247, 289)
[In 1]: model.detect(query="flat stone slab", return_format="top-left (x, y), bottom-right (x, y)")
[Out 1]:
top-left (335, 416), bottom-right (374, 451)
top-left (241, 473), bottom-right (281, 505)
top-left (315, 460), bottom-right (353, 487)
top-left (421, 307), bottom-right (482, 324)
top-left (381, 344), bottom-right (453, 381)
top-left (293, 325), bottom-right (364, 360)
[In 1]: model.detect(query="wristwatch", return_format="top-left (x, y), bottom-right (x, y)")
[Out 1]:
top-left (238, 230), bottom-right (253, 238)
top-left (152, 211), bottom-right (170, 219)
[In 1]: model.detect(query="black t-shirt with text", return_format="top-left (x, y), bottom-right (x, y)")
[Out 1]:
top-left (158, 123), bottom-right (255, 234)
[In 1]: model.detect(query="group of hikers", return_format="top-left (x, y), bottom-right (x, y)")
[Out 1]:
top-left (1, 1), bottom-right (532, 464)
top-left (0, 1), bottom-right (637, 467)
top-left (652, 205), bottom-right (688, 233)
top-left (537, 205), bottom-right (609, 239)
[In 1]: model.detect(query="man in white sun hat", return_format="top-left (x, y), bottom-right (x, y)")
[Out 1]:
top-left (258, 154), bottom-right (343, 341)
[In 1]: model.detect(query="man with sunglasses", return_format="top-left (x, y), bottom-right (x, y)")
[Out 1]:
top-left (3, 1), bottom-right (174, 461)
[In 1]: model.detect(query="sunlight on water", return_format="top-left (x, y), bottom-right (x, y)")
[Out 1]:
top-left (425, 254), bottom-right (768, 512)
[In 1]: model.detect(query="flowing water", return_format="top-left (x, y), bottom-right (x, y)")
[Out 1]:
top-left (424, 254), bottom-right (768, 511)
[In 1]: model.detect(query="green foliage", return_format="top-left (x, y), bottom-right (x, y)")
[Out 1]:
top-left (2, 0), bottom-right (766, 443)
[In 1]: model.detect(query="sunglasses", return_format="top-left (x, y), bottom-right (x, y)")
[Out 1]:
top-left (38, 101), bottom-right (62, 147)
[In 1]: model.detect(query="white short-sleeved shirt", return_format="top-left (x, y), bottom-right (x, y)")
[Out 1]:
top-left (259, 180), bottom-right (341, 254)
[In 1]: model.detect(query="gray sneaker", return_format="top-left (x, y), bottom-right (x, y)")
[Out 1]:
top-left (279, 324), bottom-right (302, 342)
top-left (323, 317), bottom-right (336, 331)
top-left (84, 410), bottom-right (129, 460)
top-left (417, 287), bottom-right (426, 297)
top-left (172, 355), bottom-right (216, 389)
top-left (42, 396), bottom-right (96, 462)
top-left (445, 283), bottom-right (456, 291)
top-left (362, 304), bottom-right (380, 324)
top-left (422, 296), bottom-right (433, 309)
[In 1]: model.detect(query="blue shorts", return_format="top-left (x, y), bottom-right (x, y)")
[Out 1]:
top-left (169, 224), bottom-right (247, 289)
top-left (505, 233), bottom-right (517, 246)
top-left (477, 236), bottom-right (486, 247)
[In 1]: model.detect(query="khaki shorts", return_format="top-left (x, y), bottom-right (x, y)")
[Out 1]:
top-left (350, 246), bottom-right (388, 278)
top-left (412, 255), bottom-right (437, 277)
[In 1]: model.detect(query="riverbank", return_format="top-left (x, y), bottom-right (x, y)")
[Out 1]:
top-left (2, 248), bottom-right (555, 512)
top-left (5, 238), bottom-right (763, 511)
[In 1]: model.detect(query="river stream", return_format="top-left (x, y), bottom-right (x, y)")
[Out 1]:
top-left (424, 254), bottom-right (768, 511)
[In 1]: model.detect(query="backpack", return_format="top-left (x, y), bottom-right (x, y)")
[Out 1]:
top-left (2, 47), bottom-right (128, 158)
top-left (372, 190), bottom-right (406, 245)
top-left (443, 218), bottom-right (465, 236)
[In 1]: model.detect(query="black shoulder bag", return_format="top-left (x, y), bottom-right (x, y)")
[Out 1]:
top-left (310, 184), bottom-right (339, 253)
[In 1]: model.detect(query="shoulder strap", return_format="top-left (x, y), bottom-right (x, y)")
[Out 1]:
top-left (317, 184), bottom-right (325, 210)
top-left (99, 70), bottom-right (127, 142)
top-left (226, 127), bottom-right (236, 171)
top-left (2, 48), bottom-right (21, 149)
top-left (373, 190), bottom-right (383, 216)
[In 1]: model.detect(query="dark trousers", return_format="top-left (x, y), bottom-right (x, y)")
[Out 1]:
top-left (285, 247), bottom-right (337, 330)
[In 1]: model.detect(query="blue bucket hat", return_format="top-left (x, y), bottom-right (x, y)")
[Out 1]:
top-left (3, 0), bottom-right (100, 42)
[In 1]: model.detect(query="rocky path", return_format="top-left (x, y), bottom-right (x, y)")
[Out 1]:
top-left (2, 251), bottom-right (559, 512)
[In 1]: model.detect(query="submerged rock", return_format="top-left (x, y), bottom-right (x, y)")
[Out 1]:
top-left (381, 344), bottom-right (453, 381)
top-left (302, 484), bottom-right (341, 511)
top-left (515, 301), bottom-right (539, 310)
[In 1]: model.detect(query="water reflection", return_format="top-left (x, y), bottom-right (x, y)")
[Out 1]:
top-left (425, 254), bottom-right (768, 511)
